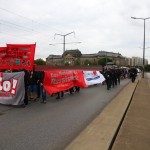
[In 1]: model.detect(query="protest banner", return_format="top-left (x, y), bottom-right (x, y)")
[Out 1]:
top-left (0, 72), bottom-right (25, 106)
top-left (83, 71), bottom-right (105, 86)
top-left (0, 44), bottom-right (36, 70)
top-left (43, 70), bottom-right (87, 94)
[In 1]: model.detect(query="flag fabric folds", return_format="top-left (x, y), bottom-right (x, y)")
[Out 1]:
top-left (44, 70), bottom-right (88, 94)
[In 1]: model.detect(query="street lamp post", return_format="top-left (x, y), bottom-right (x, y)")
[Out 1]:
top-left (131, 17), bottom-right (150, 78)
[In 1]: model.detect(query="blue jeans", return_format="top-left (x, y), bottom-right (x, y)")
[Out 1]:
top-left (28, 84), bottom-right (38, 99)
top-left (28, 84), bottom-right (37, 93)
top-left (41, 86), bottom-right (46, 101)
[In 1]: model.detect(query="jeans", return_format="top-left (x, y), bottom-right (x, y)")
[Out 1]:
top-left (28, 84), bottom-right (37, 93)
top-left (41, 86), bottom-right (46, 101)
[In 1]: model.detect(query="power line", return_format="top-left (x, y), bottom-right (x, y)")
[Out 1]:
top-left (52, 32), bottom-right (82, 53)
top-left (0, 19), bottom-right (54, 36)
top-left (0, 7), bottom-right (63, 33)
top-left (0, 31), bottom-right (30, 40)
top-left (49, 42), bottom-right (82, 45)
top-left (0, 20), bottom-right (33, 32)
top-left (0, 7), bottom-right (65, 43)
top-left (0, 19), bottom-right (57, 42)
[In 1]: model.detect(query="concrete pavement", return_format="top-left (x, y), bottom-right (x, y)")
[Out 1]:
top-left (112, 77), bottom-right (150, 150)
top-left (65, 75), bottom-right (150, 150)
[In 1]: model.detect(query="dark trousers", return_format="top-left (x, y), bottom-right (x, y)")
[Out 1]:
top-left (24, 86), bottom-right (28, 105)
top-left (56, 91), bottom-right (64, 99)
top-left (75, 86), bottom-right (80, 92)
top-left (69, 87), bottom-right (74, 94)
top-left (106, 78), bottom-right (112, 90)
top-left (37, 83), bottom-right (41, 98)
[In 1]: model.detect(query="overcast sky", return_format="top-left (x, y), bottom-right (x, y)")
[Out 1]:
top-left (1, 0), bottom-right (150, 62)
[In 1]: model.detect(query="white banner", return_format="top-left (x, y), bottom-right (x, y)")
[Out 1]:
top-left (0, 72), bottom-right (25, 106)
top-left (83, 71), bottom-right (105, 86)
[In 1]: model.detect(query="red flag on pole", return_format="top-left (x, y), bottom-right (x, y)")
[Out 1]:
top-left (0, 44), bottom-right (36, 70)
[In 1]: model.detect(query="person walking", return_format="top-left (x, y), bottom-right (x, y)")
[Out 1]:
top-left (111, 68), bottom-right (117, 88)
top-left (116, 68), bottom-right (122, 85)
top-left (104, 68), bottom-right (112, 90)
top-left (129, 67), bottom-right (138, 83)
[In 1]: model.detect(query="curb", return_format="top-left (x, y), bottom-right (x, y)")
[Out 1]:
top-left (65, 79), bottom-right (138, 150)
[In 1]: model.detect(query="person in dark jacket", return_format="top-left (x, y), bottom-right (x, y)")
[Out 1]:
top-left (129, 67), bottom-right (138, 82)
top-left (104, 68), bottom-right (112, 90)
top-left (28, 70), bottom-right (38, 100)
top-left (111, 68), bottom-right (118, 87)
top-left (116, 68), bottom-right (122, 85)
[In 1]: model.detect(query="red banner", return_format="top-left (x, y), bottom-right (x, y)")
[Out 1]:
top-left (43, 70), bottom-right (88, 94)
top-left (0, 44), bottom-right (36, 70)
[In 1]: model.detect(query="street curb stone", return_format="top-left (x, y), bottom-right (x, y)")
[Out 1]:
top-left (65, 78), bottom-right (138, 150)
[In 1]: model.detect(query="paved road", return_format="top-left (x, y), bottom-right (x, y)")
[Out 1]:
top-left (0, 79), bottom-right (130, 150)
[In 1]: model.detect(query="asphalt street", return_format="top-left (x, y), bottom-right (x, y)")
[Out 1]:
top-left (0, 78), bottom-right (130, 150)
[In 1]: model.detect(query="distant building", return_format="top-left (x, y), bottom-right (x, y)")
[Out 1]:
top-left (46, 54), bottom-right (63, 66)
top-left (126, 57), bottom-right (148, 66)
top-left (46, 49), bottom-right (129, 66)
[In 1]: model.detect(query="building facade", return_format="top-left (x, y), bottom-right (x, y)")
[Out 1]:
top-left (127, 56), bottom-right (148, 66)
top-left (46, 49), bottom-right (148, 67)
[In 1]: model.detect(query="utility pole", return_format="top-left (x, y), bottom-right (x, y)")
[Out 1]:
top-left (131, 16), bottom-right (150, 78)
top-left (54, 32), bottom-right (75, 53)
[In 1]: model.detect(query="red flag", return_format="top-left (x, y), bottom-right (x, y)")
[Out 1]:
top-left (0, 44), bottom-right (36, 70)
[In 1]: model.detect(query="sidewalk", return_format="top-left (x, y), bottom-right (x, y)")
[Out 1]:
top-left (112, 77), bottom-right (150, 150)
top-left (65, 76), bottom-right (150, 150)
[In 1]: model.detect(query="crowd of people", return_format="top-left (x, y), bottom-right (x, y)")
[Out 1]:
top-left (101, 67), bottom-right (138, 90)
top-left (23, 69), bottom-right (81, 106)
top-left (0, 66), bottom-right (139, 107)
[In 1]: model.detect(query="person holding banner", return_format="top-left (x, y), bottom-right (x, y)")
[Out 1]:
top-left (28, 70), bottom-right (38, 101)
